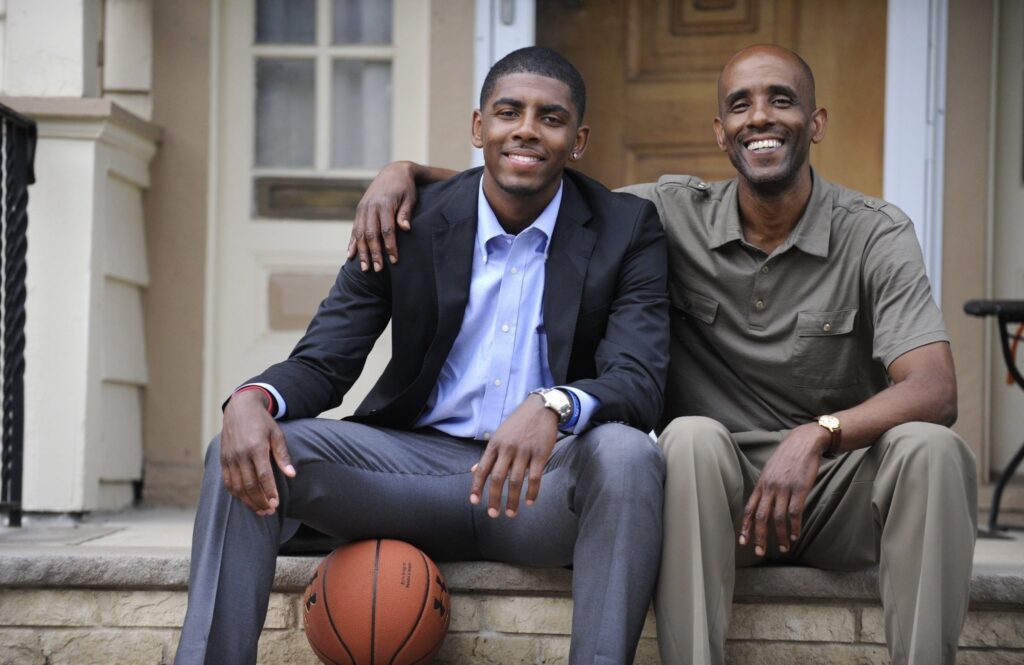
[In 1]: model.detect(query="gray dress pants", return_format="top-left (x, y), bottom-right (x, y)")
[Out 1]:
top-left (174, 419), bottom-right (665, 665)
top-left (654, 417), bottom-right (977, 665)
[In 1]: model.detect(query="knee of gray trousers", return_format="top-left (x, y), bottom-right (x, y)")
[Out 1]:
top-left (582, 423), bottom-right (666, 484)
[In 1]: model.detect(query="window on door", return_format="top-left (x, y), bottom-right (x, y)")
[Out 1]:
top-left (251, 0), bottom-right (394, 220)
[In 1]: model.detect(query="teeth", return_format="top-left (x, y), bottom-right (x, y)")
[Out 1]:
top-left (507, 154), bottom-right (541, 163)
top-left (746, 139), bottom-right (782, 152)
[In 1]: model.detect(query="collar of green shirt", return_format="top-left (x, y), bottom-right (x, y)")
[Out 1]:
top-left (709, 166), bottom-right (832, 259)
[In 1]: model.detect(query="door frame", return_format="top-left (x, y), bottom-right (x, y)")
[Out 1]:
top-left (477, 0), bottom-right (949, 298)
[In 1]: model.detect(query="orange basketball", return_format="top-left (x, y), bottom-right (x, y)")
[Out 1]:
top-left (302, 539), bottom-right (452, 665)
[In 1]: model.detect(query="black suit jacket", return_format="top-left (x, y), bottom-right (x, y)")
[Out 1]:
top-left (250, 168), bottom-right (669, 431)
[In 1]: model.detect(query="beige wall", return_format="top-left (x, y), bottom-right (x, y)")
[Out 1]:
top-left (428, 0), bottom-right (475, 170)
top-left (941, 0), bottom-right (995, 478)
top-left (142, 1), bottom-right (476, 504)
top-left (141, 0), bottom-right (211, 505)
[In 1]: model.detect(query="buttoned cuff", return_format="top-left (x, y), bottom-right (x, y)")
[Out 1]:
top-left (238, 382), bottom-right (287, 419)
top-left (559, 386), bottom-right (599, 434)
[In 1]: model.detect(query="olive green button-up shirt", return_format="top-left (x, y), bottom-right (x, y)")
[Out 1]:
top-left (619, 169), bottom-right (948, 433)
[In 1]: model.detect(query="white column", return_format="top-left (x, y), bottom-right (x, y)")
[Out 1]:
top-left (883, 0), bottom-right (948, 302)
top-left (2, 0), bottom-right (102, 97)
top-left (7, 98), bottom-right (158, 512)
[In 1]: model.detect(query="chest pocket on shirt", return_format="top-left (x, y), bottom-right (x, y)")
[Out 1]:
top-left (791, 309), bottom-right (860, 388)
top-left (671, 288), bottom-right (719, 346)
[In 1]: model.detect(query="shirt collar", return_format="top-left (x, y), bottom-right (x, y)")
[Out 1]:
top-left (711, 167), bottom-right (832, 258)
top-left (476, 178), bottom-right (563, 259)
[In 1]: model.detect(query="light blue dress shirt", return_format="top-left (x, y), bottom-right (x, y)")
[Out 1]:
top-left (252, 178), bottom-right (598, 437)
top-left (414, 179), bottom-right (597, 439)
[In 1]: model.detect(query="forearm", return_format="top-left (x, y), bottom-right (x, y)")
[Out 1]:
top-left (408, 162), bottom-right (457, 186)
top-left (829, 342), bottom-right (957, 453)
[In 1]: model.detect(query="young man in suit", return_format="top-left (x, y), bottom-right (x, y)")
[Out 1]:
top-left (347, 44), bottom-right (976, 665)
top-left (175, 47), bottom-right (669, 665)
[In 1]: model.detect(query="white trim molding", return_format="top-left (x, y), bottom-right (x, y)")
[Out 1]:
top-left (472, 0), bottom-right (535, 166)
top-left (884, 0), bottom-right (949, 303)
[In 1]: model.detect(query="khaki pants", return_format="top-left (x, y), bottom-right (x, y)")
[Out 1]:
top-left (655, 417), bottom-right (977, 665)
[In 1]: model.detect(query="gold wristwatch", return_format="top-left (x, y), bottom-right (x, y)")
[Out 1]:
top-left (817, 415), bottom-right (842, 459)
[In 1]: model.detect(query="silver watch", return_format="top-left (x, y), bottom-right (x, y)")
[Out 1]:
top-left (529, 388), bottom-right (573, 426)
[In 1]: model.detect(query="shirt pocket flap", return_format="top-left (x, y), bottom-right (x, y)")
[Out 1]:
top-left (672, 288), bottom-right (719, 326)
top-left (796, 309), bottom-right (857, 337)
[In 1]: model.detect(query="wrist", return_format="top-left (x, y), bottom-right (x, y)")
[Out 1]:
top-left (814, 414), bottom-right (843, 458)
top-left (230, 385), bottom-right (273, 414)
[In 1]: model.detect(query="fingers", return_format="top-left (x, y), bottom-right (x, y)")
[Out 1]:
top-left (739, 486), bottom-right (774, 557)
top-left (503, 453), bottom-right (530, 517)
top-left (787, 489), bottom-right (807, 544)
top-left (739, 487), bottom-right (760, 548)
top-left (270, 426), bottom-right (296, 478)
top-left (396, 199), bottom-right (414, 232)
top-left (772, 488), bottom-right (791, 553)
top-left (469, 446), bottom-right (497, 507)
top-left (752, 492), bottom-right (772, 557)
top-left (486, 450), bottom-right (513, 519)
top-left (524, 457), bottom-right (544, 507)
top-left (365, 206), bottom-right (386, 272)
top-left (380, 214), bottom-right (397, 266)
top-left (352, 204), bottom-right (371, 271)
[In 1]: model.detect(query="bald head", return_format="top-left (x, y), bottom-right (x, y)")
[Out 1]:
top-left (717, 45), bottom-right (816, 115)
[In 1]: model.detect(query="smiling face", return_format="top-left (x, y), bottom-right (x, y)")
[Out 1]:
top-left (472, 72), bottom-right (589, 208)
top-left (713, 46), bottom-right (827, 193)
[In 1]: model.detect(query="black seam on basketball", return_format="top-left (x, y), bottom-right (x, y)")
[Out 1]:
top-left (388, 549), bottom-right (432, 665)
top-left (371, 539), bottom-right (382, 665)
top-left (321, 554), bottom-right (358, 665)
top-left (311, 640), bottom-right (345, 665)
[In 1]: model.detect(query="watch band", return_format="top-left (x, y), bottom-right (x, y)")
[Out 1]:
top-left (529, 388), bottom-right (574, 426)
top-left (817, 415), bottom-right (842, 459)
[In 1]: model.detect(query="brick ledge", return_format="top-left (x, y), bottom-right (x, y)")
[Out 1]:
top-left (0, 546), bottom-right (1020, 609)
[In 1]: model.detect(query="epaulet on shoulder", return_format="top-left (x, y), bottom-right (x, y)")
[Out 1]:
top-left (656, 174), bottom-right (712, 193)
top-left (857, 195), bottom-right (908, 224)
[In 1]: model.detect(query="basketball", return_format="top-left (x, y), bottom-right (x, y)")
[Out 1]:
top-left (302, 539), bottom-right (452, 665)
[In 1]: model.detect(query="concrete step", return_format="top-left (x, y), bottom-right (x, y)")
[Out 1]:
top-left (1, 539), bottom-right (1022, 665)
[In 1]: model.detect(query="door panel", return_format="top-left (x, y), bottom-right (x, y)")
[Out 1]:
top-left (538, 0), bottom-right (885, 195)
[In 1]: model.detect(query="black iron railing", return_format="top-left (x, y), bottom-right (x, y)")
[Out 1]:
top-left (0, 103), bottom-right (36, 527)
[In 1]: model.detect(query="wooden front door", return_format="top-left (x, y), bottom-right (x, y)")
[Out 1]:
top-left (538, 0), bottom-right (887, 196)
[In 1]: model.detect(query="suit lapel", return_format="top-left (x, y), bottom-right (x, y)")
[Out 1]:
top-left (428, 172), bottom-right (479, 361)
top-left (544, 176), bottom-right (596, 384)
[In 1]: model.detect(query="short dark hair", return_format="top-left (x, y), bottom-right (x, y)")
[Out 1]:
top-left (479, 46), bottom-right (587, 123)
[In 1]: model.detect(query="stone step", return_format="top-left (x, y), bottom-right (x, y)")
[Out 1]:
top-left (0, 545), bottom-right (1022, 664)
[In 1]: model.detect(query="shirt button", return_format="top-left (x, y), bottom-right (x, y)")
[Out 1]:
top-left (482, 432), bottom-right (491, 440)
top-left (501, 324), bottom-right (510, 333)
top-left (510, 267), bottom-right (518, 274)
top-left (823, 322), bottom-right (833, 332)
top-left (761, 265), bottom-right (770, 274)
top-left (754, 299), bottom-right (765, 311)
top-left (493, 379), bottom-right (502, 386)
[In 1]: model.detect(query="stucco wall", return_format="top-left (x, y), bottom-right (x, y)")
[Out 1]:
top-left (428, 0), bottom-right (474, 170)
top-left (141, 0), bottom-right (211, 505)
top-left (941, 0), bottom-right (995, 477)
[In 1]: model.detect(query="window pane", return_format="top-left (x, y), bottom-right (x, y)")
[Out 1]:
top-left (256, 0), bottom-right (316, 44)
top-left (331, 60), bottom-right (391, 168)
top-left (255, 59), bottom-right (315, 167)
top-left (333, 0), bottom-right (392, 44)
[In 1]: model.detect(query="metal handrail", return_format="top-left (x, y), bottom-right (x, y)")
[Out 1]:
top-left (0, 102), bottom-right (36, 527)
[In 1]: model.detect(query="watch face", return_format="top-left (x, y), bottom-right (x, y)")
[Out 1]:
top-left (819, 415), bottom-right (840, 430)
